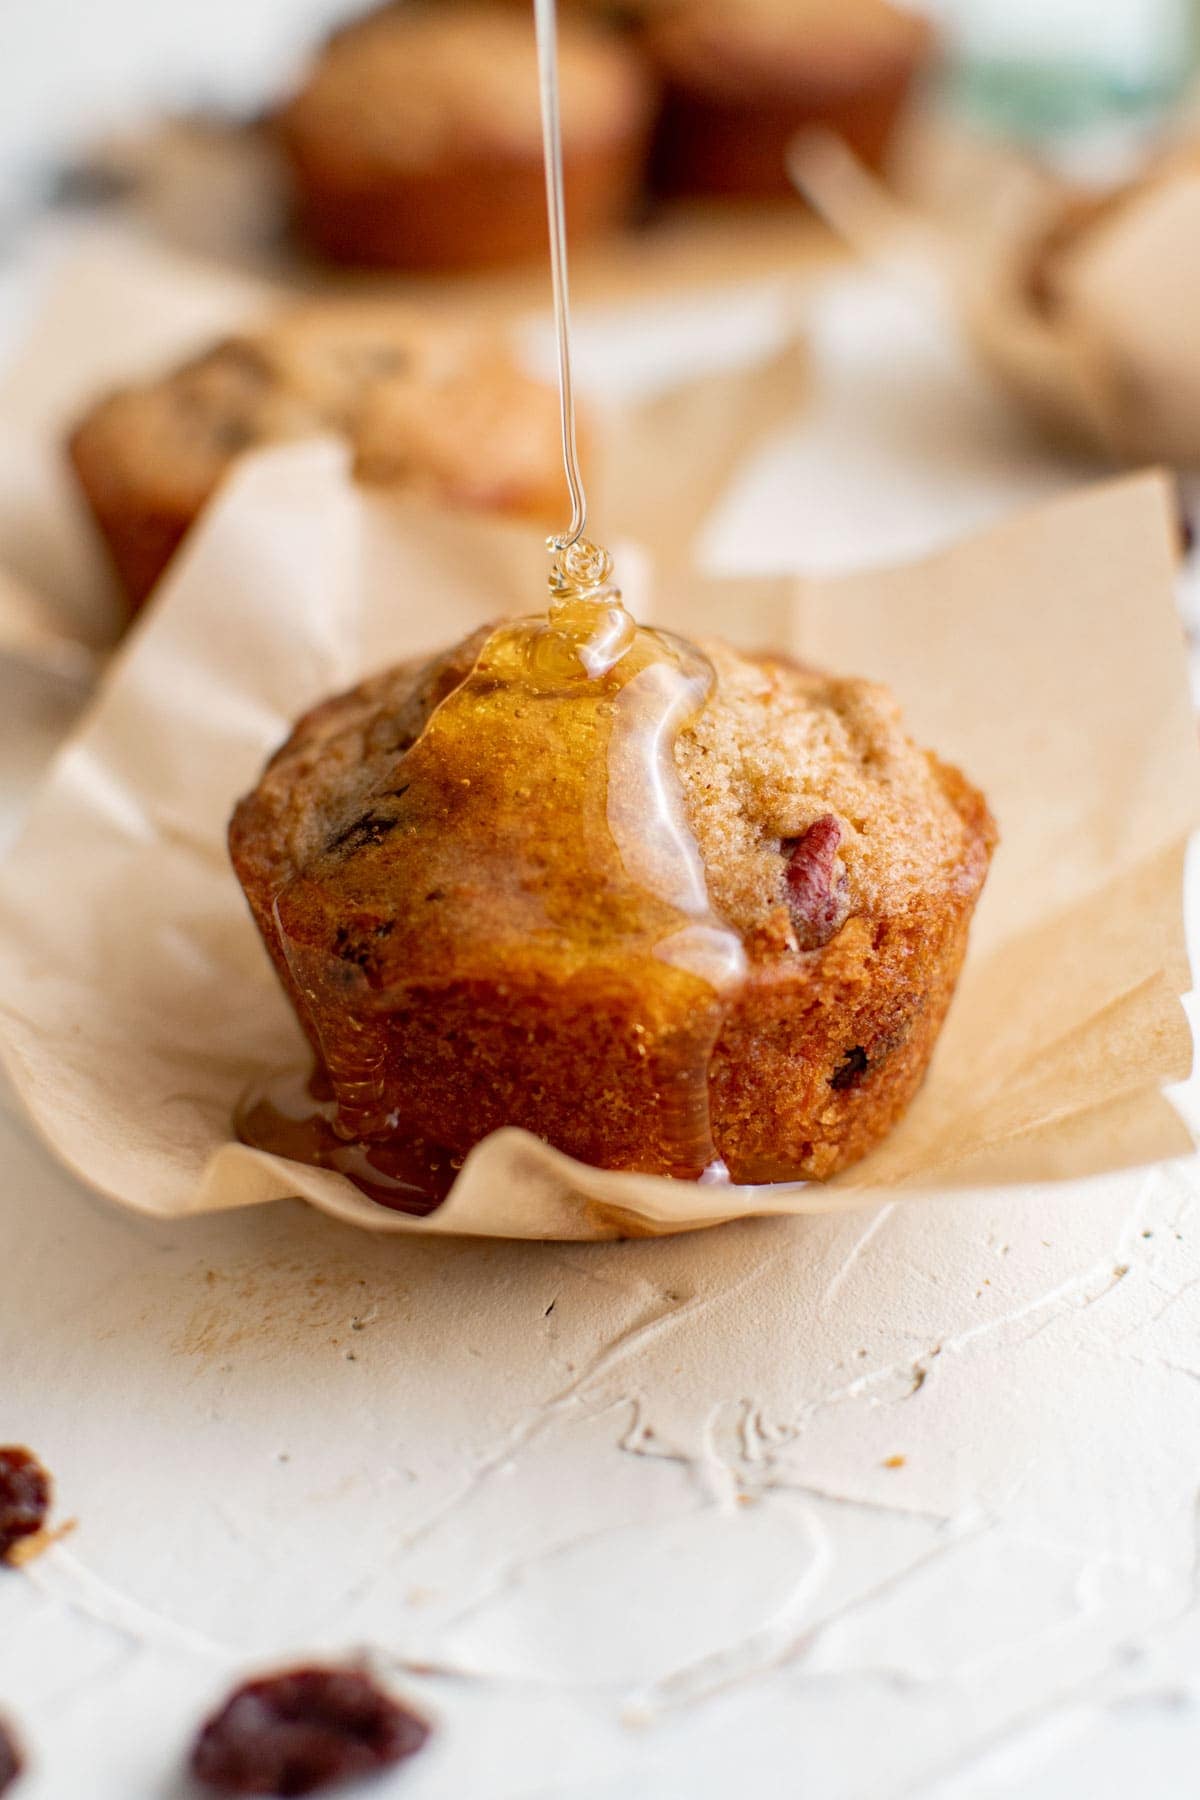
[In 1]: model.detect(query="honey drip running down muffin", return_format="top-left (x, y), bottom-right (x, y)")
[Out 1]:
top-left (230, 546), bottom-right (994, 1211)
top-left (644, 0), bottom-right (934, 200)
top-left (67, 306), bottom-right (570, 611)
top-left (278, 2), bottom-right (655, 269)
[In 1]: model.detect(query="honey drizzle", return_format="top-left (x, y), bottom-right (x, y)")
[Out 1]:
top-left (236, 0), bottom-right (748, 1211)
top-left (535, 0), bottom-right (588, 552)
top-left (237, 1067), bottom-right (456, 1215)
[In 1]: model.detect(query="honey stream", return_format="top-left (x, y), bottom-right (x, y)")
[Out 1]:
top-left (236, 0), bottom-right (747, 1212)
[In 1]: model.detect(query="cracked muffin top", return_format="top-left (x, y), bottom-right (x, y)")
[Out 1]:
top-left (69, 305), bottom-right (567, 525)
top-left (281, 3), bottom-right (655, 168)
top-left (231, 626), bottom-right (992, 966)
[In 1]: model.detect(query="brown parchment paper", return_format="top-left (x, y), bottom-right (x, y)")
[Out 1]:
top-left (795, 132), bottom-right (1200, 469)
top-left (79, 116), bottom-right (842, 306)
top-left (0, 226), bottom-right (806, 673)
top-left (0, 449), bottom-right (1194, 1239)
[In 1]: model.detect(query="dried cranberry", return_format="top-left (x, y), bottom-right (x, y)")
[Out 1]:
top-left (190, 1666), bottom-right (430, 1796)
top-left (782, 814), bottom-right (850, 950)
top-left (0, 1449), bottom-right (50, 1564)
top-left (0, 1718), bottom-right (22, 1794)
top-left (830, 1045), bottom-right (870, 1090)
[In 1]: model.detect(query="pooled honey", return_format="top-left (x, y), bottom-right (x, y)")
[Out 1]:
top-left (237, 541), bottom-right (746, 1210)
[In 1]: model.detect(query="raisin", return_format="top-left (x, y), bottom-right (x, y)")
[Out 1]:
top-left (0, 1449), bottom-right (51, 1564)
top-left (781, 814), bottom-right (850, 950)
top-left (831, 1046), bottom-right (869, 1090)
top-left (190, 1666), bottom-right (430, 1796)
top-left (0, 1717), bottom-right (22, 1794)
top-left (331, 922), bottom-right (392, 970)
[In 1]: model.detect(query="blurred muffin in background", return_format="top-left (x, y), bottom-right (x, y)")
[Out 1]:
top-left (644, 0), bottom-right (934, 200)
top-left (278, 2), bottom-right (655, 270)
top-left (482, 0), bottom-right (670, 18)
top-left (68, 306), bottom-right (570, 611)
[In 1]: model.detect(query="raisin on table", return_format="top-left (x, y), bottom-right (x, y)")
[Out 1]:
top-left (0, 1448), bottom-right (51, 1564)
top-left (190, 1665), bottom-right (430, 1796)
top-left (0, 1715), bottom-right (24, 1794)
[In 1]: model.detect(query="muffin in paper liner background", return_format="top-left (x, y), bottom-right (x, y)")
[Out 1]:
top-left (277, 1), bottom-right (656, 271)
top-left (796, 130), bottom-right (1200, 471)
top-left (0, 232), bottom-right (807, 671)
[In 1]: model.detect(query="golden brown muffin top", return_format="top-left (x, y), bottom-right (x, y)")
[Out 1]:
top-left (646, 0), bottom-right (931, 93)
top-left (281, 3), bottom-right (654, 170)
top-left (69, 305), bottom-right (565, 522)
top-left (676, 639), bottom-right (982, 946)
top-left (232, 628), bottom-right (988, 971)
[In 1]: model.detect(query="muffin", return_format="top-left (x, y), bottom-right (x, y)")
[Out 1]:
top-left (644, 0), bottom-right (934, 200)
top-left (230, 605), bottom-right (994, 1195)
top-left (67, 306), bottom-right (570, 611)
top-left (277, 3), bottom-right (656, 270)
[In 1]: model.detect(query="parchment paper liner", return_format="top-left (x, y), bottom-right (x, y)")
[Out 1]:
top-left (0, 227), bottom-right (807, 672)
top-left (795, 133), bottom-right (1200, 469)
top-left (0, 449), bottom-right (1195, 1239)
top-left (69, 115), bottom-right (840, 303)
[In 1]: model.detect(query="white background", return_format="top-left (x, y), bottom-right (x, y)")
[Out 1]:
top-left (4, 4), bottom-right (1200, 1799)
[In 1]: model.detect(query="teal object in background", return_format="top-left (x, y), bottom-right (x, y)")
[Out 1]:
top-left (953, 56), bottom-right (1187, 136)
top-left (924, 0), bottom-right (1200, 142)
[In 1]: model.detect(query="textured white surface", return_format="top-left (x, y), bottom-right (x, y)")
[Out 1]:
top-left (6, 1079), bottom-right (1200, 1800)
top-left (2, 210), bottom-right (1200, 1800)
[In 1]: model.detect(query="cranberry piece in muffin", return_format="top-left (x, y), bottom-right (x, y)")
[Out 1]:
top-left (782, 813), bottom-right (850, 949)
